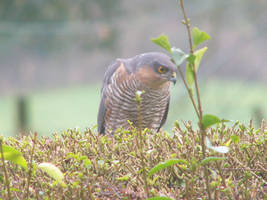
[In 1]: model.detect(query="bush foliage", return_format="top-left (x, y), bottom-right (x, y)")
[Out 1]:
top-left (0, 121), bottom-right (267, 199)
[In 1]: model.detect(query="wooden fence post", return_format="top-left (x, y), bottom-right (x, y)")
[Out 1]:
top-left (17, 96), bottom-right (28, 134)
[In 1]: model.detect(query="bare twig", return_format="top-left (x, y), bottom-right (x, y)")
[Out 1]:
top-left (87, 184), bottom-right (95, 200)
top-left (179, 0), bottom-right (193, 54)
top-left (232, 156), bottom-right (267, 185)
top-left (135, 92), bottom-right (150, 198)
top-left (177, 66), bottom-right (200, 119)
top-left (24, 132), bottom-right (38, 199)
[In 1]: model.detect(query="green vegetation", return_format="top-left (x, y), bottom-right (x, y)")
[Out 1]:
top-left (150, 0), bottom-right (266, 198)
top-left (0, 122), bottom-right (266, 199)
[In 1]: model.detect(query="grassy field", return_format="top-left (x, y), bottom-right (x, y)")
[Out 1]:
top-left (0, 79), bottom-right (266, 136)
top-left (167, 79), bottom-right (267, 129)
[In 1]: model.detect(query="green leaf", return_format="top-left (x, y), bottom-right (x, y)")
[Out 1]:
top-left (201, 156), bottom-right (226, 165)
top-left (230, 135), bottom-right (240, 144)
top-left (83, 159), bottom-right (92, 169)
top-left (0, 144), bottom-right (28, 170)
top-left (171, 47), bottom-right (188, 66)
top-left (151, 34), bottom-right (171, 53)
top-left (38, 162), bottom-right (66, 187)
top-left (205, 137), bottom-right (229, 154)
top-left (117, 174), bottom-right (131, 181)
top-left (194, 46), bottom-right (208, 71)
top-left (186, 63), bottom-right (195, 89)
top-left (224, 139), bottom-right (232, 147)
top-left (192, 27), bottom-right (211, 49)
top-left (147, 197), bottom-right (174, 200)
top-left (187, 54), bottom-right (196, 64)
top-left (10, 187), bottom-right (21, 192)
top-left (0, 174), bottom-right (3, 183)
top-left (202, 114), bottom-right (221, 129)
top-left (147, 159), bottom-right (187, 177)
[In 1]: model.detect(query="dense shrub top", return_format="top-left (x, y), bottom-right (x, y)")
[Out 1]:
top-left (0, 121), bottom-right (267, 199)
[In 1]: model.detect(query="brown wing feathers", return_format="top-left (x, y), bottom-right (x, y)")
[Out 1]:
top-left (97, 60), bottom-right (122, 134)
top-left (97, 61), bottom-right (131, 134)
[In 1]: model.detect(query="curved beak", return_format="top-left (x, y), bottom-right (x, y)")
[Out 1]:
top-left (170, 72), bottom-right (177, 85)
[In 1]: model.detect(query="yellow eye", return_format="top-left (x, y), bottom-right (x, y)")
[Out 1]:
top-left (158, 66), bottom-right (167, 74)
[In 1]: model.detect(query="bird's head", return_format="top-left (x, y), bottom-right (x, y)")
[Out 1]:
top-left (132, 52), bottom-right (178, 89)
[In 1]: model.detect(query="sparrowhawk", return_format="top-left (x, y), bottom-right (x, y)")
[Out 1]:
top-left (97, 52), bottom-right (177, 134)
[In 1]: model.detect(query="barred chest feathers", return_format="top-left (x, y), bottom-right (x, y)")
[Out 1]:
top-left (104, 69), bottom-right (170, 134)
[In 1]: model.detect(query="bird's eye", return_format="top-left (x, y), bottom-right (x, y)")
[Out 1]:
top-left (157, 66), bottom-right (168, 74)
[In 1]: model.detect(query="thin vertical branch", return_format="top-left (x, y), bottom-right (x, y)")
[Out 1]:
top-left (0, 139), bottom-right (12, 200)
top-left (177, 66), bottom-right (200, 119)
top-left (87, 184), bottom-right (95, 200)
top-left (24, 132), bottom-right (37, 199)
top-left (179, 0), bottom-right (203, 120)
top-left (137, 95), bottom-right (143, 149)
top-left (178, 0), bottom-right (211, 199)
top-left (194, 71), bottom-right (204, 120)
top-left (135, 92), bottom-right (149, 198)
top-left (179, 0), bottom-right (193, 54)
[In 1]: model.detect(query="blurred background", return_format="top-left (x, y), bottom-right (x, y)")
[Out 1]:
top-left (0, 0), bottom-right (266, 136)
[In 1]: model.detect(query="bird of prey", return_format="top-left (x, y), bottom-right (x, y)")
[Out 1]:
top-left (97, 52), bottom-right (177, 134)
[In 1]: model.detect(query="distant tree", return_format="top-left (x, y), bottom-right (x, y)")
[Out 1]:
top-left (0, 0), bottom-right (121, 21)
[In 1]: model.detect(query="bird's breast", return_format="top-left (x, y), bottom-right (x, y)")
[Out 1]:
top-left (104, 74), bottom-right (170, 133)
